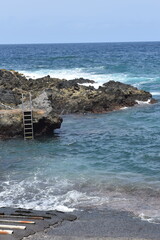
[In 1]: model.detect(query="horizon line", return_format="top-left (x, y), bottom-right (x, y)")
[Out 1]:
top-left (0, 40), bottom-right (160, 45)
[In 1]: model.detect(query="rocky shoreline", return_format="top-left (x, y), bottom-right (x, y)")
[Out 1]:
top-left (0, 69), bottom-right (157, 138)
top-left (0, 109), bottom-right (62, 139)
top-left (0, 207), bottom-right (160, 240)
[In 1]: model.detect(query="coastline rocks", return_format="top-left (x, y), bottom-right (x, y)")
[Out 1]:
top-left (0, 109), bottom-right (62, 139)
top-left (0, 69), bottom-right (157, 138)
top-left (33, 110), bottom-right (62, 136)
top-left (47, 79), bottom-right (156, 114)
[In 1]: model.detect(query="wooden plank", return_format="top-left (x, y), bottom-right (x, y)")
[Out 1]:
top-left (0, 230), bottom-right (13, 235)
top-left (0, 219), bottom-right (35, 224)
top-left (0, 224), bottom-right (26, 230)
top-left (0, 214), bottom-right (44, 220)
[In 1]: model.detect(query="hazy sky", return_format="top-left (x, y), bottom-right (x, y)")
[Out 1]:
top-left (1, 0), bottom-right (160, 44)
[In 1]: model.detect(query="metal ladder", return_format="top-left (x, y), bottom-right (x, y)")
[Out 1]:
top-left (22, 93), bottom-right (34, 140)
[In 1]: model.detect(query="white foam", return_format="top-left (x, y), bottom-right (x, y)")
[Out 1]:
top-left (55, 205), bottom-right (75, 212)
top-left (0, 178), bottom-right (108, 212)
top-left (1, 177), bottom-right (160, 222)
top-left (151, 91), bottom-right (160, 96)
top-left (136, 99), bottom-right (151, 105)
top-left (120, 106), bottom-right (129, 110)
top-left (139, 213), bottom-right (160, 224)
top-left (20, 69), bottom-right (129, 85)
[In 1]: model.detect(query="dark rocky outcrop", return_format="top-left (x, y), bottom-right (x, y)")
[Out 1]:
top-left (0, 109), bottom-right (62, 139)
top-left (0, 69), bottom-right (157, 138)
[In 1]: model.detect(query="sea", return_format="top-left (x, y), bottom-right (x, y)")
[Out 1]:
top-left (0, 42), bottom-right (160, 224)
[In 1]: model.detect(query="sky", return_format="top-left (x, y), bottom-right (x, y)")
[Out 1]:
top-left (1, 0), bottom-right (160, 44)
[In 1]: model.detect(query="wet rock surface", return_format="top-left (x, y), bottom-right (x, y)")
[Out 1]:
top-left (23, 208), bottom-right (160, 240)
top-left (0, 207), bottom-right (159, 240)
top-left (0, 207), bottom-right (77, 240)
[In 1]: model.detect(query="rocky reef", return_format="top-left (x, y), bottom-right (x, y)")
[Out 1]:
top-left (0, 69), bottom-right (157, 138)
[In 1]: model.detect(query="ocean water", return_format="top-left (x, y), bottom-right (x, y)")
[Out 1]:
top-left (0, 42), bottom-right (160, 223)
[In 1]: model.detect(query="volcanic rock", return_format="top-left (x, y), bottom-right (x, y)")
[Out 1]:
top-left (0, 109), bottom-right (62, 139)
top-left (0, 69), bottom-right (157, 138)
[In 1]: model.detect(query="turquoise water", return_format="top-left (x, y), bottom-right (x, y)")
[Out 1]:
top-left (0, 42), bottom-right (160, 222)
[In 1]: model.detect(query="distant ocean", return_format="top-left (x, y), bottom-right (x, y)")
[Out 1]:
top-left (0, 42), bottom-right (160, 224)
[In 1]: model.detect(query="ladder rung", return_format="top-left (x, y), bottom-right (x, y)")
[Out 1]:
top-left (25, 129), bottom-right (33, 132)
top-left (24, 117), bottom-right (32, 120)
top-left (24, 113), bottom-right (32, 116)
top-left (24, 118), bottom-right (32, 122)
